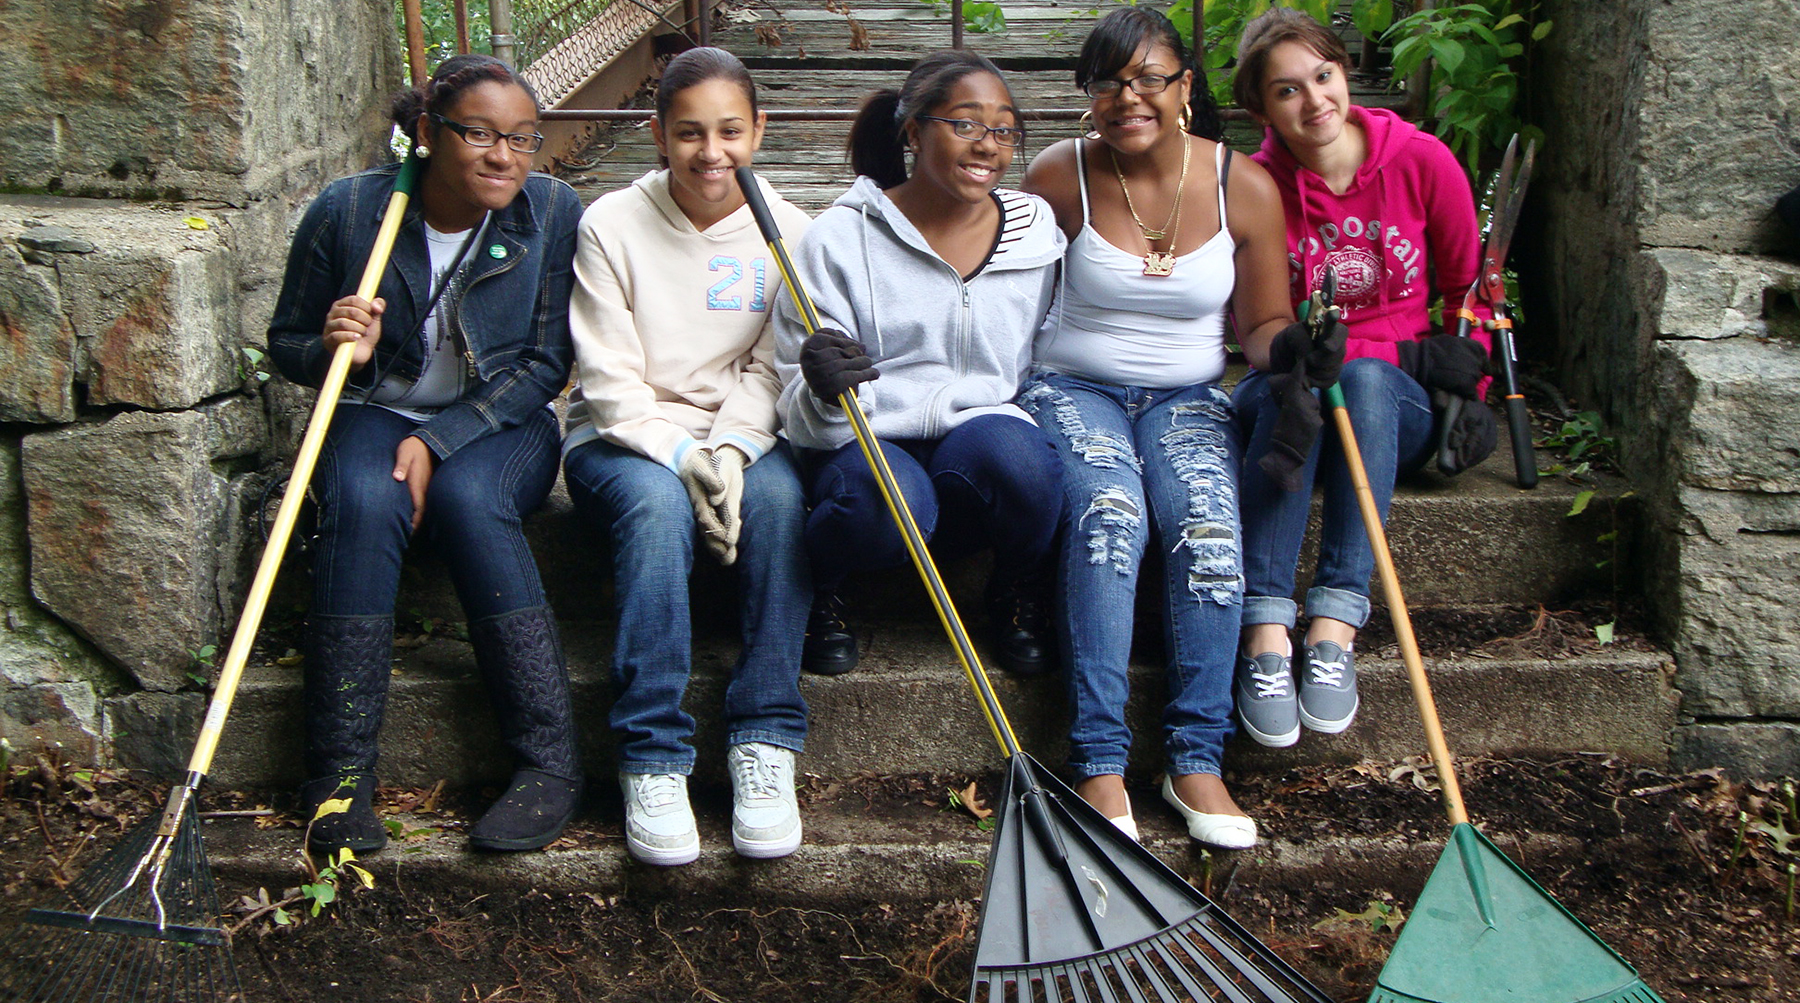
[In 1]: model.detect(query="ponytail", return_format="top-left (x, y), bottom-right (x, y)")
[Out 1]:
top-left (848, 89), bottom-right (907, 189)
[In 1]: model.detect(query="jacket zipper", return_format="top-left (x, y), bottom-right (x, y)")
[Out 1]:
top-left (449, 248), bottom-right (522, 381)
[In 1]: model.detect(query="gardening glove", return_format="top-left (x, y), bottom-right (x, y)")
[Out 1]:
top-left (800, 328), bottom-right (879, 405)
top-left (702, 445), bottom-right (748, 566)
top-left (1398, 334), bottom-right (1489, 399)
top-left (1257, 371), bottom-right (1323, 493)
top-left (1435, 391), bottom-right (1499, 474)
top-left (1268, 318), bottom-right (1348, 390)
top-left (678, 447), bottom-right (731, 555)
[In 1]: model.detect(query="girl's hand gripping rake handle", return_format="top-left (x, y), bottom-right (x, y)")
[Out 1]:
top-left (183, 155), bottom-right (425, 786)
top-left (1304, 296), bottom-right (1469, 827)
top-left (735, 167), bottom-right (1021, 761)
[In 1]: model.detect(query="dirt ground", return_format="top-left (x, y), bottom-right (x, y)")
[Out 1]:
top-left (4, 748), bottom-right (1799, 1003)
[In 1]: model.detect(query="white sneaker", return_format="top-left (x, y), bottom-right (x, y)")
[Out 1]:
top-left (620, 772), bottom-right (699, 866)
top-left (727, 743), bottom-right (802, 859)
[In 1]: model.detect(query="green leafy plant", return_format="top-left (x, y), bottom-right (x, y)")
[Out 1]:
top-left (186, 643), bottom-right (218, 688)
top-left (1384, 1), bottom-right (1550, 172)
top-left (1536, 410), bottom-right (1614, 480)
top-left (921, 0), bottom-right (1007, 35)
top-left (1168, 0), bottom-right (1392, 105)
top-left (238, 346), bottom-right (271, 385)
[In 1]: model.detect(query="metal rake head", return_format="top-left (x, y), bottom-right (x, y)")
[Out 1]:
top-left (1, 795), bottom-right (242, 1002)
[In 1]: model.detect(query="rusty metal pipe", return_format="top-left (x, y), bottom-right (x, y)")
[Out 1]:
top-left (402, 0), bottom-right (429, 86)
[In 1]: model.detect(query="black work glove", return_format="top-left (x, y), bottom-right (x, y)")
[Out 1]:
top-left (1397, 334), bottom-right (1489, 398)
top-left (1436, 391), bottom-right (1498, 474)
top-left (1258, 372), bottom-right (1322, 492)
top-left (1268, 319), bottom-right (1348, 390)
top-left (799, 328), bottom-right (878, 404)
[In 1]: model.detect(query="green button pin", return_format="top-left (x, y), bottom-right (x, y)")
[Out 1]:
top-left (488, 244), bottom-right (506, 259)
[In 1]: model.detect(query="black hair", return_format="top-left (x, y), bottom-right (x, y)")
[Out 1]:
top-left (656, 47), bottom-right (759, 122)
top-left (389, 54), bottom-right (542, 149)
top-left (847, 50), bottom-right (1014, 190)
top-left (1075, 7), bottom-right (1223, 142)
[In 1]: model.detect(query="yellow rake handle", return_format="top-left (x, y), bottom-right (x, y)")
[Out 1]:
top-left (737, 167), bottom-right (1020, 759)
top-left (186, 155), bottom-right (423, 779)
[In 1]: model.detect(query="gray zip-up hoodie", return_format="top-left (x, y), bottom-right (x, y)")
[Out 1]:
top-left (773, 176), bottom-right (1066, 450)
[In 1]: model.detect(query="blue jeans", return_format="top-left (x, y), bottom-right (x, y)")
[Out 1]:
top-left (564, 440), bottom-right (810, 774)
top-left (310, 405), bottom-right (560, 620)
top-left (801, 413), bottom-right (1063, 589)
top-left (1019, 375), bottom-right (1243, 779)
top-left (1235, 357), bottom-right (1435, 629)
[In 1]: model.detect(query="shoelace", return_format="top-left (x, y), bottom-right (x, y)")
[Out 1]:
top-left (1309, 655), bottom-right (1347, 687)
top-left (733, 751), bottom-right (786, 803)
top-left (635, 774), bottom-right (684, 811)
top-left (1249, 667), bottom-right (1292, 699)
top-left (810, 593), bottom-right (849, 635)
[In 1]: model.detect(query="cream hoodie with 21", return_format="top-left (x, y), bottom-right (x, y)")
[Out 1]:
top-left (564, 169), bottom-right (812, 470)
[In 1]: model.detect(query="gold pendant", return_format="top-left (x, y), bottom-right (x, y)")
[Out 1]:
top-left (1143, 250), bottom-right (1175, 276)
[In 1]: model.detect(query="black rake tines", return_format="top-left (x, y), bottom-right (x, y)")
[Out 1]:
top-left (973, 911), bottom-right (1324, 1003)
top-left (1, 798), bottom-right (242, 1003)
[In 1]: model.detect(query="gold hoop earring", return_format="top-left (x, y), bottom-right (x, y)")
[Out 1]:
top-left (1079, 110), bottom-right (1100, 141)
top-left (1178, 105), bottom-right (1192, 134)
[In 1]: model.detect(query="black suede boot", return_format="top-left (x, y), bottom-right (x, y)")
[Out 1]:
top-left (466, 606), bottom-right (583, 851)
top-left (300, 614), bottom-right (394, 854)
top-left (986, 571), bottom-right (1057, 677)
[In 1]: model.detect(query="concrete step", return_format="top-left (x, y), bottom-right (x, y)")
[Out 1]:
top-left (379, 428), bottom-right (1639, 629)
top-left (208, 609), bottom-right (1675, 789)
top-left (197, 767), bottom-right (1581, 911)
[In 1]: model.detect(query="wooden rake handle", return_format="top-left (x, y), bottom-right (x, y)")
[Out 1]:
top-left (735, 167), bottom-right (1022, 760)
top-left (1321, 382), bottom-right (1469, 826)
top-left (184, 156), bottom-right (424, 781)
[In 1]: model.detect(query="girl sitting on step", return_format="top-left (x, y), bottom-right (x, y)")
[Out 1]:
top-left (1230, 9), bottom-right (1492, 751)
top-left (562, 47), bottom-right (813, 867)
top-left (1017, 7), bottom-right (1297, 849)
top-left (771, 51), bottom-right (1067, 683)
top-left (268, 54), bottom-right (584, 856)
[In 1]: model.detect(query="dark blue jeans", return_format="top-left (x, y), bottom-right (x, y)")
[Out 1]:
top-left (310, 405), bottom-right (560, 620)
top-left (802, 414), bottom-right (1064, 589)
top-left (1019, 375), bottom-right (1242, 779)
top-left (1234, 358), bottom-right (1434, 629)
top-left (563, 440), bottom-right (810, 774)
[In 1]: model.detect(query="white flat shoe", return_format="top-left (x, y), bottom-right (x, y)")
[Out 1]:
top-left (1160, 776), bottom-right (1257, 850)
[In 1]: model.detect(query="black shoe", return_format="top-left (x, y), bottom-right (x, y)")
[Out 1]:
top-left (469, 768), bottom-right (583, 852)
top-left (468, 606), bottom-right (584, 808)
top-left (803, 590), bottom-right (859, 676)
top-left (987, 575), bottom-right (1056, 676)
top-left (300, 771), bottom-right (388, 855)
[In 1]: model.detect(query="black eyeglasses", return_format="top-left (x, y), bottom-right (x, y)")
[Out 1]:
top-left (1084, 72), bottom-right (1185, 99)
top-left (916, 115), bottom-right (1025, 148)
top-left (430, 113), bottom-right (545, 154)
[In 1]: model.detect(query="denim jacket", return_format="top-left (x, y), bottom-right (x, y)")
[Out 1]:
top-left (267, 162), bottom-right (580, 460)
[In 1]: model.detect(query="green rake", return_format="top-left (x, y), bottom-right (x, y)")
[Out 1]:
top-left (1295, 282), bottom-right (1668, 1003)
top-left (739, 166), bottom-right (1335, 1003)
top-left (1, 154), bottom-right (425, 1003)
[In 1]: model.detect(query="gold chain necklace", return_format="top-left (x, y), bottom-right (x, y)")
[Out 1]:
top-left (1112, 137), bottom-right (1190, 276)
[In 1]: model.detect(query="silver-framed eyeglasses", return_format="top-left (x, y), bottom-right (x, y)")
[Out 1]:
top-left (916, 115), bottom-right (1025, 148)
top-left (430, 113), bottom-right (545, 154)
top-left (1084, 72), bottom-right (1184, 99)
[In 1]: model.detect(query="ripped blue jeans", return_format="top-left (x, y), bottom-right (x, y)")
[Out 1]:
top-left (1019, 374), bottom-right (1243, 779)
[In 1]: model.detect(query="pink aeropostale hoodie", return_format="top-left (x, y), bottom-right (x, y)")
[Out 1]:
top-left (1252, 106), bottom-right (1491, 369)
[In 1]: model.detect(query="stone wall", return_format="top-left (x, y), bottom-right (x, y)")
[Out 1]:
top-left (1533, 0), bottom-right (1800, 775)
top-left (0, 0), bottom-right (400, 770)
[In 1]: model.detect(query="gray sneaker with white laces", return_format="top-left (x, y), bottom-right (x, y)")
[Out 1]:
top-left (1299, 640), bottom-right (1359, 734)
top-left (620, 772), bottom-right (700, 866)
top-left (728, 742), bottom-right (802, 859)
top-left (1234, 649), bottom-right (1300, 748)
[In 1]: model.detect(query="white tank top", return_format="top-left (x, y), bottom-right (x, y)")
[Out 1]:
top-left (1035, 141), bottom-right (1236, 389)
